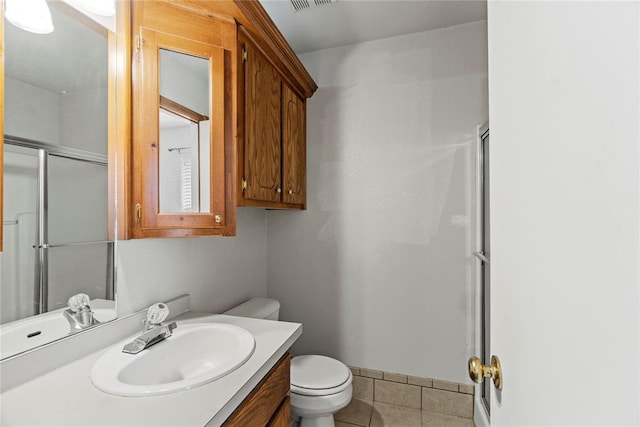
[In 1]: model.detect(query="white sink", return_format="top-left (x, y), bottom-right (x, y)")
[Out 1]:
top-left (0, 300), bottom-right (116, 359)
top-left (90, 322), bottom-right (255, 397)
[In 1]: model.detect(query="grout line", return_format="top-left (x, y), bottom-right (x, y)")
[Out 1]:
top-left (353, 370), bottom-right (473, 397)
top-left (351, 365), bottom-right (475, 417)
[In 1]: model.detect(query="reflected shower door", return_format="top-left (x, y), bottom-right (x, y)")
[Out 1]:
top-left (1, 138), bottom-right (113, 322)
top-left (1, 146), bottom-right (38, 323)
top-left (47, 155), bottom-right (112, 312)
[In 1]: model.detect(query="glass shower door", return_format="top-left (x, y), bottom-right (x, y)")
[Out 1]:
top-left (47, 154), bottom-right (112, 312)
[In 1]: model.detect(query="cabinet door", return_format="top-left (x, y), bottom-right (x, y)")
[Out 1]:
top-left (267, 396), bottom-right (290, 427)
top-left (281, 85), bottom-right (306, 206)
top-left (244, 43), bottom-right (282, 203)
top-left (223, 353), bottom-right (290, 427)
top-left (131, 1), bottom-right (236, 238)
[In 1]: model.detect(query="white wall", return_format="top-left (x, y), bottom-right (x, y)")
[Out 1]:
top-left (488, 1), bottom-right (639, 424)
top-left (159, 50), bottom-right (209, 115)
top-left (59, 86), bottom-right (108, 154)
top-left (116, 209), bottom-right (268, 316)
top-left (4, 77), bottom-right (60, 144)
top-left (267, 21), bottom-right (487, 383)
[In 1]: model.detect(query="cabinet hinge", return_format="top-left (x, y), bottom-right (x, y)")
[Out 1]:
top-left (241, 46), bottom-right (248, 64)
top-left (241, 178), bottom-right (247, 192)
top-left (136, 203), bottom-right (142, 224)
top-left (134, 36), bottom-right (141, 62)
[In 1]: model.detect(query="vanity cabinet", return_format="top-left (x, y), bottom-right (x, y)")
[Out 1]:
top-left (224, 353), bottom-right (291, 427)
top-left (238, 34), bottom-right (307, 209)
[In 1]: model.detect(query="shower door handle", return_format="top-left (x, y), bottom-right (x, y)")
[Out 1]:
top-left (473, 251), bottom-right (490, 264)
top-left (468, 355), bottom-right (503, 390)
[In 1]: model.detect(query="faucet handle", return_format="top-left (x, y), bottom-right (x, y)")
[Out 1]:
top-left (67, 293), bottom-right (90, 312)
top-left (146, 303), bottom-right (170, 326)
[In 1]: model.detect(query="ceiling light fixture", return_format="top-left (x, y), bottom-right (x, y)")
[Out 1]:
top-left (5, 0), bottom-right (54, 34)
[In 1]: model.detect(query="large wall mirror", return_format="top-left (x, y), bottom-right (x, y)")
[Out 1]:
top-left (1, 0), bottom-right (117, 359)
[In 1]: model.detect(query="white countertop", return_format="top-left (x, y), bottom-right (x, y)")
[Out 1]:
top-left (0, 313), bottom-right (302, 426)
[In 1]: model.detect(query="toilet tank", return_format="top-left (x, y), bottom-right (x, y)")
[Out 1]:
top-left (223, 297), bottom-right (280, 320)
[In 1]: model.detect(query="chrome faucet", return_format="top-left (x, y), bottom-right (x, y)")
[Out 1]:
top-left (64, 293), bottom-right (100, 333)
top-left (122, 303), bottom-right (177, 354)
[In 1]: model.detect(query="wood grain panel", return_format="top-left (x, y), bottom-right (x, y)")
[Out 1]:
top-left (243, 41), bottom-right (282, 203)
top-left (267, 396), bottom-right (290, 427)
top-left (112, 1), bottom-right (133, 240)
top-left (233, 1), bottom-right (317, 98)
top-left (282, 84), bottom-right (306, 207)
top-left (153, 0), bottom-right (238, 26)
top-left (159, 96), bottom-right (209, 122)
top-left (135, 0), bottom-right (224, 48)
top-left (223, 353), bottom-right (290, 427)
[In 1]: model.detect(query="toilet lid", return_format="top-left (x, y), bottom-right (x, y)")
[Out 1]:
top-left (290, 355), bottom-right (351, 391)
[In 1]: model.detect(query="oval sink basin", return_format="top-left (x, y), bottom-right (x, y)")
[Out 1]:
top-left (91, 323), bottom-right (255, 397)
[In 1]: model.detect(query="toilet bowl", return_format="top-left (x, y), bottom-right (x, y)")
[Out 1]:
top-left (224, 298), bottom-right (353, 427)
top-left (290, 355), bottom-right (353, 427)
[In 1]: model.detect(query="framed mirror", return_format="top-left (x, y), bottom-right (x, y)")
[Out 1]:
top-left (158, 49), bottom-right (211, 214)
top-left (0, 0), bottom-right (117, 359)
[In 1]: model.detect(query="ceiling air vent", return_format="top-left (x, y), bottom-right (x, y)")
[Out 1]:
top-left (290, 0), bottom-right (337, 12)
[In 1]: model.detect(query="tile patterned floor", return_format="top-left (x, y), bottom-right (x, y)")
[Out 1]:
top-left (335, 399), bottom-right (475, 427)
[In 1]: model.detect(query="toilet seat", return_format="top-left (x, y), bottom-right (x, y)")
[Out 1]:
top-left (290, 355), bottom-right (352, 396)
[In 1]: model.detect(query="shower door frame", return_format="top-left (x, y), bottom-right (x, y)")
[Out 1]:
top-left (473, 123), bottom-right (491, 427)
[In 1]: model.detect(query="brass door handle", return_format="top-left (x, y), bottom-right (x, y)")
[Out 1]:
top-left (468, 355), bottom-right (503, 390)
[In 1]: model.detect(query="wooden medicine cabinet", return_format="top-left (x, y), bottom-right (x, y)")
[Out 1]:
top-left (121, 0), bottom-right (317, 239)
top-left (130, 1), bottom-right (236, 238)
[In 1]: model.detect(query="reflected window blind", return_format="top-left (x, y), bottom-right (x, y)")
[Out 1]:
top-left (180, 153), bottom-right (192, 212)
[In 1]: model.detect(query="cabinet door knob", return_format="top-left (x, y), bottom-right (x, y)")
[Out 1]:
top-left (288, 190), bottom-right (293, 195)
top-left (214, 215), bottom-right (222, 223)
top-left (276, 188), bottom-right (282, 193)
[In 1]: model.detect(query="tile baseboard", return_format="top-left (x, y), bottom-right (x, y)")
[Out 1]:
top-left (349, 365), bottom-right (474, 419)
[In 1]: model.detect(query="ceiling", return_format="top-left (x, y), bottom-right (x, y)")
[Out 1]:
top-left (259, 0), bottom-right (487, 54)
top-left (5, 1), bottom-right (486, 93)
top-left (5, 3), bottom-right (107, 94)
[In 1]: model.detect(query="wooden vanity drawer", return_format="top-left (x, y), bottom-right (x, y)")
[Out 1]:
top-left (223, 353), bottom-right (290, 427)
top-left (267, 396), bottom-right (290, 427)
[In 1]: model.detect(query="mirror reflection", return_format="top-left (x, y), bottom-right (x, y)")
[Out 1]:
top-left (158, 48), bottom-right (211, 214)
top-left (1, 1), bottom-right (116, 359)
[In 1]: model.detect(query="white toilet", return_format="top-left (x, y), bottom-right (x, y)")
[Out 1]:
top-left (224, 298), bottom-right (353, 427)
